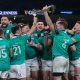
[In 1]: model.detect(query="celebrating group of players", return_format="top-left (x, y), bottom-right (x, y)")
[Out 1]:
top-left (0, 6), bottom-right (80, 80)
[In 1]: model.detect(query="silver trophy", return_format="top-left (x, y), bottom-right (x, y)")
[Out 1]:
top-left (32, 5), bottom-right (56, 15)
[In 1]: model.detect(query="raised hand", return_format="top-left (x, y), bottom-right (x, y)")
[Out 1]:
top-left (42, 5), bottom-right (48, 12)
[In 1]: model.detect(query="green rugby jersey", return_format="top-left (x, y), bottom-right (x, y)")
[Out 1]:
top-left (10, 34), bottom-right (30, 65)
top-left (33, 30), bottom-right (44, 57)
top-left (70, 33), bottom-right (80, 60)
top-left (0, 24), bottom-right (14, 39)
top-left (0, 38), bottom-right (10, 71)
top-left (34, 30), bottom-right (52, 60)
top-left (52, 30), bottom-right (72, 59)
top-left (26, 35), bottom-right (40, 59)
top-left (42, 34), bottom-right (52, 60)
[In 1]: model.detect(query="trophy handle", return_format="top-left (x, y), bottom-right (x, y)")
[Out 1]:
top-left (32, 5), bottom-right (56, 15)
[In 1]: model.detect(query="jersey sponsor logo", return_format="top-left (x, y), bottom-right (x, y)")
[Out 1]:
top-left (41, 33), bottom-right (44, 36)
top-left (31, 37), bottom-right (34, 40)
top-left (6, 30), bottom-right (9, 33)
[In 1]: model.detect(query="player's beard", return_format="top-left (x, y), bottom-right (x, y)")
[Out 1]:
top-left (1, 23), bottom-right (8, 28)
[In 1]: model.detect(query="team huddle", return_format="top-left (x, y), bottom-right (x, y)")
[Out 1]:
top-left (0, 6), bottom-right (80, 80)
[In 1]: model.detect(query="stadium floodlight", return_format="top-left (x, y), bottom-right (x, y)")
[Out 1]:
top-left (60, 11), bottom-right (73, 14)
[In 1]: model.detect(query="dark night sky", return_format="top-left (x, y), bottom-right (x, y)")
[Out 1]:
top-left (0, 0), bottom-right (79, 28)
top-left (0, 0), bottom-right (80, 14)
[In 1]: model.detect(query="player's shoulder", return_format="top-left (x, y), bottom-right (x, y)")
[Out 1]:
top-left (0, 38), bottom-right (8, 41)
top-left (21, 33), bottom-right (30, 39)
top-left (76, 32), bottom-right (80, 36)
top-left (73, 32), bottom-right (80, 38)
top-left (9, 36), bottom-right (19, 42)
top-left (0, 38), bottom-right (10, 44)
top-left (8, 24), bottom-right (14, 27)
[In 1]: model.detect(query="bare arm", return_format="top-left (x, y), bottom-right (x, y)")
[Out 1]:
top-left (28, 41), bottom-right (42, 50)
top-left (65, 29), bottom-right (74, 35)
top-left (65, 28), bottom-right (76, 35)
top-left (44, 35), bottom-right (52, 48)
top-left (27, 16), bottom-right (37, 36)
top-left (43, 6), bottom-right (55, 31)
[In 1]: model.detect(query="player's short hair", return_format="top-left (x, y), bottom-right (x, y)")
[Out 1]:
top-left (20, 24), bottom-right (29, 29)
top-left (57, 17), bottom-right (66, 22)
top-left (1, 16), bottom-right (10, 21)
top-left (37, 20), bottom-right (45, 24)
top-left (76, 21), bottom-right (80, 24)
top-left (0, 28), bottom-right (4, 36)
top-left (57, 18), bottom-right (68, 28)
top-left (58, 21), bottom-right (68, 29)
top-left (11, 25), bottom-right (20, 34)
top-left (18, 23), bottom-right (24, 27)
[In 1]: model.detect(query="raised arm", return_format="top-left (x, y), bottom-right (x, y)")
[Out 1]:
top-left (27, 16), bottom-right (37, 36)
top-left (43, 6), bottom-right (55, 31)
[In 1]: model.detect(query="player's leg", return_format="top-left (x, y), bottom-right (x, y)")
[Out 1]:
top-left (42, 60), bottom-right (52, 80)
top-left (63, 73), bottom-right (69, 80)
top-left (74, 67), bottom-right (80, 80)
top-left (69, 61), bottom-right (75, 80)
top-left (52, 57), bottom-right (62, 80)
top-left (38, 57), bottom-right (42, 80)
top-left (70, 58), bottom-right (80, 80)
top-left (52, 57), bottom-right (69, 80)
top-left (31, 71), bottom-right (38, 80)
top-left (63, 59), bottom-right (69, 80)
top-left (42, 71), bottom-right (50, 80)
top-left (9, 65), bottom-right (18, 80)
top-left (31, 58), bottom-right (39, 80)
top-left (74, 58), bottom-right (80, 80)
top-left (1, 71), bottom-right (9, 80)
top-left (26, 59), bottom-right (31, 80)
top-left (17, 63), bottom-right (27, 80)
top-left (0, 71), bottom-right (6, 80)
